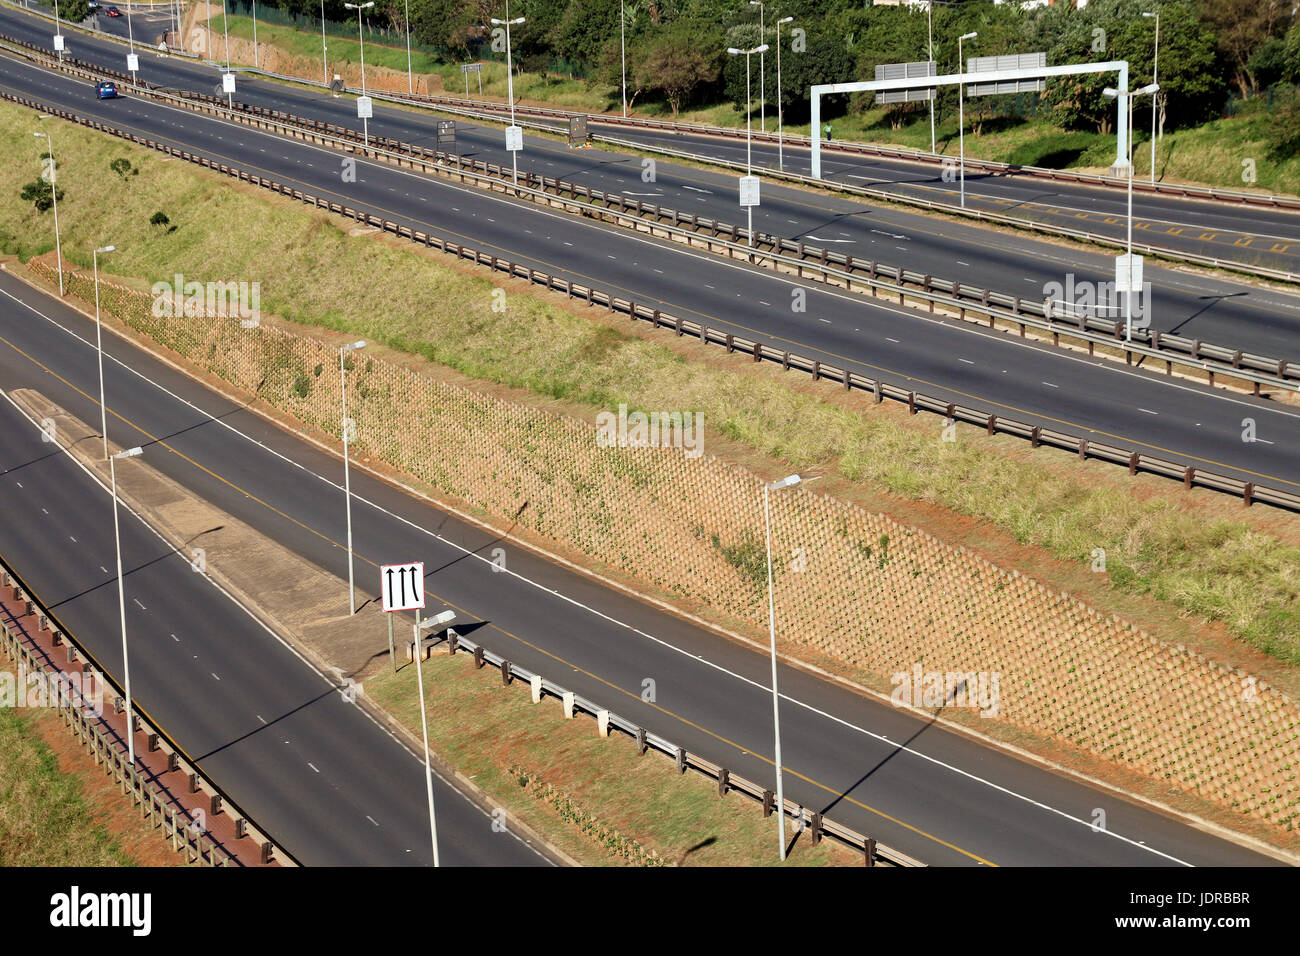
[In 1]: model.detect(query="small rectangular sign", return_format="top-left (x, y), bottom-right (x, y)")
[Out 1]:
top-left (53, 34), bottom-right (64, 51)
top-left (127, 53), bottom-right (139, 73)
top-left (381, 562), bottom-right (425, 613)
top-left (1115, 253), bottom-right (1143, 293)
top-left (461, 63), bottom-right (482, 73)
top-left (739, 175), bottom-right (760, 207)
top-left (357, 95), bottom-right (373, 119)
top-left (222, 72), bottom-right (236, 93)
top-left (505, 125), bottom-right (523, 151)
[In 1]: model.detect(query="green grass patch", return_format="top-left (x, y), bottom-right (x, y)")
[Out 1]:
top-left (2, 101), bottom-right (1297, 671)
top-left (0, 707), bottom-right (136, 866)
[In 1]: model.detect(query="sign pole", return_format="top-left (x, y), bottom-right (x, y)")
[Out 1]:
top-left (388, 612), bottom-right (397, 672)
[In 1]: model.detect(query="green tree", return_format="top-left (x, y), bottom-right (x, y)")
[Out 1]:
top-left (60, 0), bottom-right (91, 24)
top-left (1199, 0), bottom-right (1293, 97)
top-left (19, 180), bottom-right (63, 213)
top-left (634, 31), bottom-right (716, 118)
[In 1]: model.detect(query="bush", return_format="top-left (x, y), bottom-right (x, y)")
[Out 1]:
top-left (19, 180), bottom-right (62, 213)
top-left (109, 158), bottom-right (134, 179)
top-left (149, 211), bottom-right (169, 227)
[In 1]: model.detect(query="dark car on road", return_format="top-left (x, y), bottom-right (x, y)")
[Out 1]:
top-left (95, 80), bottom-right (118, 99)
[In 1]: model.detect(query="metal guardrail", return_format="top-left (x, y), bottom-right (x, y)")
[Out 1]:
top-left (4, 85), bottom-right (1297, 515)
top-left (414, 627), bottom-right (920, 866)
top-left (0, 553), bottom-right (288, 866)
top-left (7, 34), bottom-right (1290, 394)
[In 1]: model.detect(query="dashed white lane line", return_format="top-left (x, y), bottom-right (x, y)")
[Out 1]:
top-left (1138, 408), bottom-right (1158, 415)
top-left (366, 815), bottom-right (379, 826)
top-left (886, 336), bottom-right (900, 343)
top-left (818, 318), bottom-right (831, 323)
top-left (959, 358), bottom-right (975, 365)
top-left (211, 672), bottom-right (221, 681)
top-left (1042, 381), bottom-right (1059, 388)
top-left (308, 762), bottom-right (321, 773)
top-left (133, 598), bottom-right (147, 610)
top-left (68, 535), bottom-right (76, 542)
top-left (256, 714), bottom-right (267, 724)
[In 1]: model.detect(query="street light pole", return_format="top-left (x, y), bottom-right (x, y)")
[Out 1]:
top-left (33, 127), bottom-right (63, 296)
top-left (727, 44), bottom-right (767, 247)
top-left (491, 13), bottom-right (526, 185)
top-left (345, 2), bottom-right (375, 147)
top-left (93, 245), bottom-right (116, 460)
top-left (1143, 10), bottom-right (1159, 184)
top-left (958, 31), bottom-right (977, 209)
top-left (763, 472), bottom-right (801, 862)
top-left (110, 446), bottom-right (144, 770)
top-left (413, 609), bottom-right (454, 867)
top-left (1105, 83), bottom-right (1158, 342)
top-left (52, 0), bottom-right (62, 63)
top-left (750, 0), bottom-right (765, 132)
top-left (221, 0), bottom-right (232, 106)
top-left (339, 340), bottom-right (366, 614)
top-left (321, 0), bottom-right (329, 85)
top-left (620, 0), bottom-right (626, 118)
top-left (404, 0), bottom-right (412, 95)
top-left (927, 3), bottom-right (935, 155)
top-left (776, 16), bottom-right (792, 171)
top-left (252, 0), bottom-right (258, 70)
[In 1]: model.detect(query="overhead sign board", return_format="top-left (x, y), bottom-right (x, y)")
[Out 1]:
top-left (505, 125), bottom-right (523, 151)
top-left (967, 53), bottom-right (1047, 96)
top-left (739, 175), bottom-right (760, 207)
top-left (381, 562), bottom-right (425, 613)
top-left (357, 95), bottom-right (373, 119)
top-left (1115, 254), bottom-right (1143, 293)
top-left (874, 61), bottom-right (936, 104)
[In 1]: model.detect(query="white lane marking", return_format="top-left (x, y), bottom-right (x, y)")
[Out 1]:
top-left (1042, 381), bottom-right (1059, 388)
top-left (308, 762), bottom-right (320, 773)
top-left (211, 672), bottom-right (221, 681)
top-left (803, 235), bottom-right (855, 244)
top-left (1138, 408), bottom-right (1158, 415)
top-left (819, 318), bottom-right (831, 324)
top-left (256, 714), bottom-right (267, 724)
top-left (885, 337), bottom-right (900, 343)
top-left (959, 358), bottom-right (975, 365)
top-left (133, 598), bottom-right (147, 610)
top-left (682, 185), bottom-right (712, 194)
top-left (366, 815), bottom-right (379, 826)
top-left (69, 535), bottom-right (77, 542)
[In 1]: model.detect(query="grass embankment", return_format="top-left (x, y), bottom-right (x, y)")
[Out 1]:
top-left (0, 707), bottom-right (150, 865)
top-left (364, 651), bottom-right (853, 866)
top-left (207, 12), bottom-right (1300, 195)
top-left (2, 103), bottom-right (1297, 673)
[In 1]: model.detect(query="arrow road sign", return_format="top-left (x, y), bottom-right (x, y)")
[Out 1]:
top-left (381, 562), bottom-right (425, 613)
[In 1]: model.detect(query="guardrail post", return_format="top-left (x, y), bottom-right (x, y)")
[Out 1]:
top-left (1129, 452), bottom-right (1139, 475)
top-left (210, 793), bottom-right (223, 817)
top-left (636, 728), bottom-right (647, 755)
top-left (986, 414), bottom-right (996, 436)
top-left (530, 674), bottom-right (543, 703)
top-left (675, 747), bottom-right (687, 774)
top-left (873, 380), bottom-right (882, 405)
top-left (865, 838), bottom-right (877, 867)
top-left (562, 691), bottom-right (575, 718)
top-left (1078, 439), bottom-right (1088, 461)
top-left (168, 752), bottom-right (179, 773)
top-left (474, 645), bottom-right (485, 669)
top-left (501, 660), bottom-right (513, 686)
top-left (261, 842), bottom-right (275, 865)
top-left (718, 769), bottom-right (729, 797)
top-left (1244, 483), bottom-right (1255, 507)
top-left (148, 733), bottom-right (159, 753)
top-left (1031, 426), bottom-right (1041, 448)
top-left (810, 812), bottom-right (823, 844)
top-left (447, 629), bottom-right (458, 655)
top-left (908, 392), bottom-right (916, 415)
top-left (763, 790), bottom-right (774, 816)
top-left (753, 342), bottom-right (762, 363)
top-left (1184, 466), bottom-right (1195, 490)
top-left (597, 710), bottom-right (610, 737)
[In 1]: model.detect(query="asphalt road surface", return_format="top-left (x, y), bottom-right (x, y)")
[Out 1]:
top-left (0, 264), bottom-right (1283, 867)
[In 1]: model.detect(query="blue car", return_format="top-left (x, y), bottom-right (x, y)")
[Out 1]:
top-left (96, 81), bottom-right (118, 99)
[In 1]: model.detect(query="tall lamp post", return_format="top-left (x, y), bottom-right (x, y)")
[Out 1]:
top-left (110, 445), bottom-right (144, 769)
top-left (727, 43), bottom-right (768, 246)
top-left (403, 0), bottom-right (413, 95)
top-left (93, 244), bottom-right (116, 460)
top-left (491, 12), bottom-right (525, 185)
top-left (52, 0), bottom-right (62, 63)
top-left (413, 609), bottom-right (455, 867)
top-left (620, 0), bottom-right (627, 118)
top-left (321, 0), bottom-right (329, 85)
top-left (926, 2), bottom-right (935, 155)
top-left (749, 0), bottom-right (765, 132)
top-left (763, 473), bottom-right (801, 861)
top-left (1104, 83), bottom-right (1159, 342)
top-left (1143, 10), bottom-right (1159, 184)
top-left (957, 31), bottom-right (977, 208)
top-left (33, 126), bottom-right (63, 296)
top-left (251, 0), bottom-right (259, 69)
top-left (125, 0), bottom-right (137, 86)
top-left (339, 339), bottom-right (366, 614)
top-left (775, 16), bottom-right (792, 171)
top-left (344, 2), bottom-right (375, 146)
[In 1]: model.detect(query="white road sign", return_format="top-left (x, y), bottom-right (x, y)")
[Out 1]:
top-left (1115, 253), bottom-right (1144, 293)
top-left (53, 34), bottom-right (64, 51)
top-left (222, 72), bottom-right (236, 93)
top-left (461, 63), bottom-right (482, 73)
top-left (505, 125), bottom-right (523, 152)
top-left (127, 53), bottom-right (139, 73)
top-left (357, 95), bottom-right (373, 119)
top-left (739, 175), bottom-right (760, 207)
top-left (381, 562), bottom-right (425, 613)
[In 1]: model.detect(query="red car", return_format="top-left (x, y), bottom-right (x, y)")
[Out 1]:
top-left (106, 6), bottom-right (122, 16)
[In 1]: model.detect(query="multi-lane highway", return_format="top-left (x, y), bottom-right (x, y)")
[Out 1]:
top-left (1, 48), bottom-right (1296, 499)
top-left (0, 357), bottom-right (554, 867)
top-left (0, 270), bottom-right (1282, 866)
top-left (7, 0), bottom-right (1300, 283)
